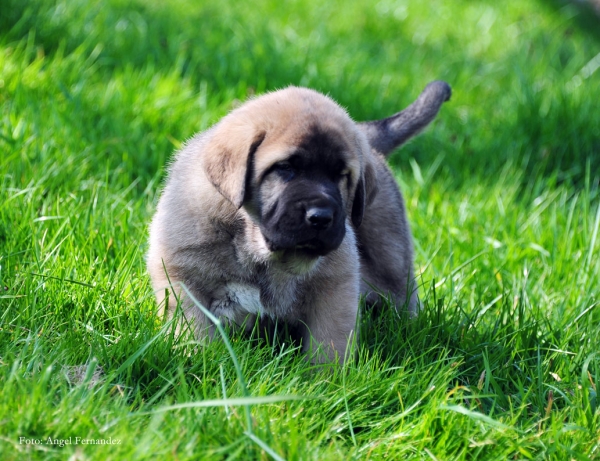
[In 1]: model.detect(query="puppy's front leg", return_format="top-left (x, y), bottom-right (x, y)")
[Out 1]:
top-left (301, 237), bottom-right (360, 364)
top-left (302, 292), bottom-right (359, 364)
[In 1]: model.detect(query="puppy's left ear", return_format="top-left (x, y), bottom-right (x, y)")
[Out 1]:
top-left (351, 160), bottom-right (378, 228)
top-left (203, 121), bottom-right (266, 208)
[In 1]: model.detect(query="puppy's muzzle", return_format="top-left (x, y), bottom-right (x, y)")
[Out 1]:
top-left (262, 194), bottom-right (346, 258)
top-left (292, 198), bottom-right (345, 256)
top-left (305, 206), bottom-right (334, 231)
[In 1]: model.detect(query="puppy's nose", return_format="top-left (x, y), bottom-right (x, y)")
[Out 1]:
top-left (306, 207), bottom-right (334, 230)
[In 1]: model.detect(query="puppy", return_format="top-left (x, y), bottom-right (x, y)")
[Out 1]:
top-left (147, 82), bottom-right (451, 362)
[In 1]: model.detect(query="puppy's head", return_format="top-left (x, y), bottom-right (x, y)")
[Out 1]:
top-left (202, 87), bottom-right (376, 269)
top-left (254, 125), bottom-right (358, 259)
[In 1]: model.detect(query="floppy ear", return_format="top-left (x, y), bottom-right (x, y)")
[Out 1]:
top-left (203, 122), bottom-right (266, 208)
top-left (351, 160), bottom-right (378, 228)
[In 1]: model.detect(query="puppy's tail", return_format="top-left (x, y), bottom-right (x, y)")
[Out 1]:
top-left (358, 80), bottom-right (451, 157)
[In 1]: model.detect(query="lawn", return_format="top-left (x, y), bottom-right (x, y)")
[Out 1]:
top-left (1, 0), bottom-right (599, 459)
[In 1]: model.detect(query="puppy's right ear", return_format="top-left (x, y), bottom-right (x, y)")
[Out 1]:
top-left (203, 121), bottom-right (266, 208)
top-left (351, 159), bottom-right (378, 228)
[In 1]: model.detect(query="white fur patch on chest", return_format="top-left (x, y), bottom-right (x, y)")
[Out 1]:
top-left (210, 282), bottom-right (265, 320)
top-left (227, 283), bottom-right (264, 314)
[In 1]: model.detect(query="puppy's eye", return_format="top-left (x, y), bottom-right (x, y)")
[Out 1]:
top-left (273, 162), bottom-right (296, 181)
top-left (276, 162), bottom-right (293, 172)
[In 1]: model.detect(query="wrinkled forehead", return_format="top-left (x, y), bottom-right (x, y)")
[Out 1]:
top-left (255, 123), bottom-right (362, 175)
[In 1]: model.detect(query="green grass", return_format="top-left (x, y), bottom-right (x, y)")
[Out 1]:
top-left (1, 0), bottom-right (599, 459)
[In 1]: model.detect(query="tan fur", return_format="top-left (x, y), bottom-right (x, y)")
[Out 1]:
top-left (147, 83), bottom-right (450, 363)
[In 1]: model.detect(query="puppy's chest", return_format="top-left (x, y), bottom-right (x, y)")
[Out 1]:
top-left (210, 278), bottom-right (298, 321)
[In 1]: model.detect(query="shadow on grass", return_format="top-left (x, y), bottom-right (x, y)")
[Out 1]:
top-left (357, 286), bottom-right (585, 417)
top-left (541, 0), bottom-right (600, 42)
